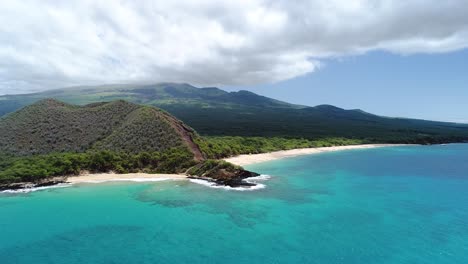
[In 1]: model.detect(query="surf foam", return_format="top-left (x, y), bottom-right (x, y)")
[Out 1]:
top-left (189, 174), bottom-right (271, 191)
top-left (1, 183), bottom-right (72, 194)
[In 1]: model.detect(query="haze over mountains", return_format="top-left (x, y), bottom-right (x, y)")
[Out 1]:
top-left (1, 83), bottom-right (468, 143)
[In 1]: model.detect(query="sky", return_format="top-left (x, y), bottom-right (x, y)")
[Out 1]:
top-left (226, 49), bottom-right (468, 122)
top-left (0, 0), bottom-right (467, 121)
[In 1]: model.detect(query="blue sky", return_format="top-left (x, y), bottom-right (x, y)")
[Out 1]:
top-left (227, 50), bottom-right (468, 122)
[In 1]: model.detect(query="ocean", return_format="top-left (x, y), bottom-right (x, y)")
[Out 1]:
top-left (1, 144), bottom-right (468, 263)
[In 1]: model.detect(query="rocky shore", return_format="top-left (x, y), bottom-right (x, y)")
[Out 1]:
top-left (186, 160), bottom-right (260, 187)
top-left (1, 166), bottom-right (262, 192)
top-left (188, 169), bottom-right (260, 187)
top-left (0, 176), bottom-right (68, 192)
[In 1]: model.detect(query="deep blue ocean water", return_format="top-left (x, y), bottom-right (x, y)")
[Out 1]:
top-left (1, 144), bottom-right (468, 263)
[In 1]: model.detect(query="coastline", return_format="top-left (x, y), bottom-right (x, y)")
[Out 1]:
top-left (0, 173), bottom-right (188, 193)
top-left (224, 144), bottom-right (407, 166)
top-left (1, 144), bottom-right (407, 192)
top-left (67, 172), bottom-right (188, 184)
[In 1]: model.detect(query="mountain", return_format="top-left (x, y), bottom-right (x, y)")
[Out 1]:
top-left (0, 99), bottom-right (203, 159)
top-left (1, 83), bottom-right (468, 143)
top-left (0, 98), bottom-right (262, 189)
top-left (0, 83), bottom-right (300, 117)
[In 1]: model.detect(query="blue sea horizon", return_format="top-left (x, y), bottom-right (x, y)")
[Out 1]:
top-left (1, 144), bottom-right (468, 263)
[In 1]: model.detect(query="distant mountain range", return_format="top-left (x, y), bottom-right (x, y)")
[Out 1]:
top-left (1, 83), bottom-right (468, 143)
top-left (0, 83), bottom-right (300, 116)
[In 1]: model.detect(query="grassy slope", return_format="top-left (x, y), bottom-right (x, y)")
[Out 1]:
top-left (0, 99), bottom-right (200, 156)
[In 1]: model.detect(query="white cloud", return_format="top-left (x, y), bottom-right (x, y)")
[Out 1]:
top-left (0, 0), bottom-right (467, 94)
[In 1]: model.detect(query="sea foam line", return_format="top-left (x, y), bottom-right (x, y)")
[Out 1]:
top-left (1, 183), bottom-right (72, 194)
top-left (244, 174), bottom-right (271, 182)
top-left (1, 178), bottom-right (178, 193)
top-left (189, 174), bottom-right (271, 191)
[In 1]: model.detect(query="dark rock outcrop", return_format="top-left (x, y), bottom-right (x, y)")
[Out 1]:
top-left (187, 160), bottom-right (260, 187)
top-left (0, 177), bottom-right (67, 192)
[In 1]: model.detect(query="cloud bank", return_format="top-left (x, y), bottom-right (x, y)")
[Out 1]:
top-left (1, 0), bottom-right (468, 94)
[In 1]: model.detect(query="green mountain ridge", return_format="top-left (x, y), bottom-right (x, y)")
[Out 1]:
top-left (0, 83), bottom-right (301, 116)
top-left (1, 83), bottom-right (468, 143)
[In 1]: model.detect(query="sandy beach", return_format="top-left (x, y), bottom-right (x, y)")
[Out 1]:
top-left (224, 144), bottom-right (405, 166)
top-left (65, 144), bottom-right (404, 184)
top-left (67, 172), bottom-right (187, 184)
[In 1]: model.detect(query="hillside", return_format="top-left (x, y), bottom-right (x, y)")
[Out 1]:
top-left (0, 99), bottom-right (203, 159)
top-left (1, 83), bottom-right (468, 143)
top-left (0, 99), bottom-right (265, 188)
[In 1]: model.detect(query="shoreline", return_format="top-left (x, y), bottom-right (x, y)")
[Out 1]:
top-left (0, 173), bottom-right (188, 193)
top-left (1, 144), bottom-right (408, 192)
top-left (67, 172), bottom-right (188, 184)
top-left (224, 144), bottom-right (407, 166)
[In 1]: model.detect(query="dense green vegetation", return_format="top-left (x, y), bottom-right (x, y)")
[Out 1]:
top-left (197, 136), bottom-right (366, 159)
top-left (0, 135), bottom-right (371, 184)
top-left (0, 148), bottom-right (196, 184)
top-left (2, 83), bottom-right (467, 143)
top-left (166, 105), bottom-right (468, 144)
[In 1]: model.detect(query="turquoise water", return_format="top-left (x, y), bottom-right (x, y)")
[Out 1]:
top-left (1, 144), bottom-right (468, 263)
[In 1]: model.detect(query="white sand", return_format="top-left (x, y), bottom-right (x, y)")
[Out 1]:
top-left (67, 172), bottom-right (187, 184)
top-left (224, 144), bottom-right (405, 166)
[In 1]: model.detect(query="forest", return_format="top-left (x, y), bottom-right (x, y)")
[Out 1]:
top-left (0, 147), bottom-right (195, 184)
top-left (197, 136), bottom-right (366, 159)
top-left (0, 136), bottom-right (367, 184)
